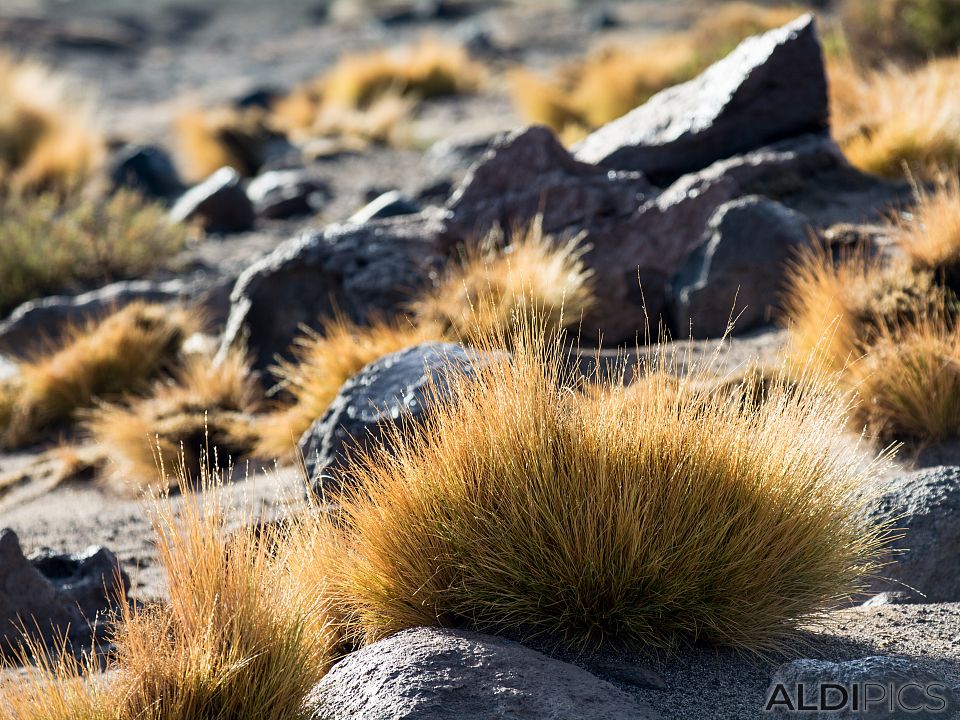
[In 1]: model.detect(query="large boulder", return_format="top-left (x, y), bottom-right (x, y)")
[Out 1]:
top-left (767, 656), bottom-right (958, 718)
top-left (307, 627), bottom-right (659, 720)
top-left (671, 196), bottom-right (813, 338)
top-left (0, 529), bottom-right (128, 653)
top-left (300, 342), bottom-right (493, 493)
top-left (219, 213), bottom-right (445, 374)
top-left (573, 14), bottom-right (829, 185)
top-left (170, 167), bottom-right (256, 234)
top-left (864, 466), bottom-right (960, 603)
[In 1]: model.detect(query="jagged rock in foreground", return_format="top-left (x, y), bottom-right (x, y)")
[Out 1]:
top-left (300, 342), bottom-right (496, 493)
top-left (308, 627), bottom-right (659, 720)
top-left (768, 656), bottom-right (959, 718)
top-left (219, 212), bottom-right (445, 373)
top-left (0, 529), bottom-right (128, 653)
top-left (0, 277), bottom-right (234, 358)
top-left (573, 14), bottom-right (828, 185)
top-left (864, 466), bottom-right (960, 603)
top-left (670, 196), bottom-right (813, 338)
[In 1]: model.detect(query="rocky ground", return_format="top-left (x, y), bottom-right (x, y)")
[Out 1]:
top-left (1, 1), bottom-right (959, 718)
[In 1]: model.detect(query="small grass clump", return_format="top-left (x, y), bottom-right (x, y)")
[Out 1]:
top-left (88, 348), bottom-right (262, 493)
top-left (848, 317), bottom-right (960, 444)
top-left (412, 224), bottom-right (594, 344)
top-left (511, 4), bottom-right (804, 141)
top-left (0, 54), bottom-right (103, 193)
top-left (841, 0), bottom-right (960, 66)
top-left (783, 248), bottom-right (946, 374)
top-left (256, 316), bottom-right (440, 459)
top-left (0, 190), bottom-right (189, 316)
top-left (831, 56), bottom-right (960, 180)
top-left (332, 327), bottom-right (887, 650)
top-left (175, 106), bottom-right (283, 181)
top-left (894, 180), bottom-right (960, 291)
top-left (1, 303), bottom-right (198, 448)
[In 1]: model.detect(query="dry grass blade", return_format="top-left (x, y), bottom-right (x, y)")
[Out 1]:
top-left (894, 179), bottom-right (960, 291)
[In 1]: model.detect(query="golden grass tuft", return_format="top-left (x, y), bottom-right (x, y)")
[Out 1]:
top-left (332, 326), bottom-right (888, 650)
top-left (511, 4), bottom-right (804, 140)
top-left (1, 303), bottom-right (198, 448)
top-left (256, 316), bottom-right (440, 459)
top-left (848, 316), bottom-right (960, 444)
top-left (175, 106), bottom-right (281, 181)
top-left (894, 180), bottom-right (960, 290)
top-left (88, 348), bottom-right (262, 493)
top-left (0, 189), bottom-right (189, 316)
top-left (0, 54), bottom-right (104, 193)
top-left (412, 223), bottom-right (594, 344)
top-left (782, 248), bottom-right (946, 374)
top-left (831, 56), bottom-right (960, 180)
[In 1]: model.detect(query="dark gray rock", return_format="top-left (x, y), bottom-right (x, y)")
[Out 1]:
top-left (246, 170), bottom-right (328, 219)
top-left (864, 466), bottom-right (960, 603)
top-left (671, 196), bottom-right (813, 338)
top-left (170, 167), bottom-right (256, 233)
top-left (108, 144), bottom-right (185, 201)
top-left (0, 277), bottom-right (235, 358)
top-left (861, 591), bottom-right (923, 607)
top-left (423, 132), bottom-right (495, 182)
top-left (0, 529), bottom-right (127, 653)
top-left (574, 14), bottom-right (829, 185)
top-left (767, 656), bottom-right (958, 718)
top-left (301, 342), bottom-right (491, 493)
top-left (219, 212), bottom-right (445, 373)
top-left (349, 190), bottom-right (421, 224)
top-left (308, 627), bottom-right (659, 720)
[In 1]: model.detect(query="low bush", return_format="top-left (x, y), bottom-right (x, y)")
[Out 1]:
top-left (0, 54), bottom-right (103, 192)
top-left (0, 189), bottom-right (189, 316)
top-left (841, 0), bottom-right (960, 66)
top-left (894, 180), bottom-right (960, 291)
top-left (88, 348), bottom-right (262, 492)
top-left (334, 329), bottom-right (887, 650)
top-left (175, 106), bottom-right (283, 181)
top-left (1, 303), bottom-right (198, 448)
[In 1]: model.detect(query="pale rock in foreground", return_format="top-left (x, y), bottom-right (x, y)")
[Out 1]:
top-left (308, 627), bottom-right (660, 720)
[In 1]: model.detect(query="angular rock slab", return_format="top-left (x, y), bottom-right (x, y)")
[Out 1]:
top-left (574, 14), bottom-right (828, 185)
top-left (671, 196), bottom-right (813, 338)
top-left (300, 342), bottom-right (495, 493)
top-left (219, 212), bottom-right (445, 374)
top-left (0, 529), bottom-right (128, 653)
top-left (170, 166), bottom-right (255, 234)
top-left (767, 656), bottom-right (958, 718)
top-left (864, 466), bottom-right (960, 603)
top-left (308, 627), bottom-right (659, 720)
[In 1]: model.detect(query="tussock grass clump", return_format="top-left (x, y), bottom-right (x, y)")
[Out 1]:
top-left (175, 107), bottom-right (282, 181)
top-left (413, 224), bottom-right (594, 344)
top-left (848, 317), bottom-right (960, 444)
top-left (831, 56), bottom-right (960, 180)
top-left (783, 248), bottom-right (946, 374)
top-left (0, 54), bottom-right (103, 192)
top-left (841, 0), bottom-right (960, 66)
top-left (894, 180), bottom-right (960, 290)
top-left (1, 303), bottom-right (197, 448)
top-left (88, 349), bottom-right (262, 493)
top-left (511, 4), bottom-right (804, 141)
top-left (0, 190), bottom-right (189, 315)
top-left (333, 328), bottom-right (887, 650)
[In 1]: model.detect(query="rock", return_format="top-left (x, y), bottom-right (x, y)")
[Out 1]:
top-left (0, 277), bottom-right (235, 358)
top-left (108, 144), bottom-right (185, 201)
top-left (219, 212), bottom-right (444, 373)
top-left (170, 167), bottom-right (256, 234)
top-left (574, 15), bottom-right (829, 185)
top-left (767, 656), bottom-right (958, 718)
top-left (307, 627), bottom-right (658, 720)
top-left (0, 529), bottom-right (127, 653)
top-left (864, 466), bottom-right (960, 603)
top-left (444, 125), bottom-right (652, 242)
top-left (349, 190), bottom-right (421, 224)
top-left (423, 132), bottom-right (496, 180)
top-left (247, 170), bottom-right (329, 219)
top-left (861, 591), bottom-right (923, 607)
top-left (300, 342), bottom-right (492, 492)
top-left (670, 196), bottom-right (813, 338)
top-left (233, 85), bottom-right (286, 111)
